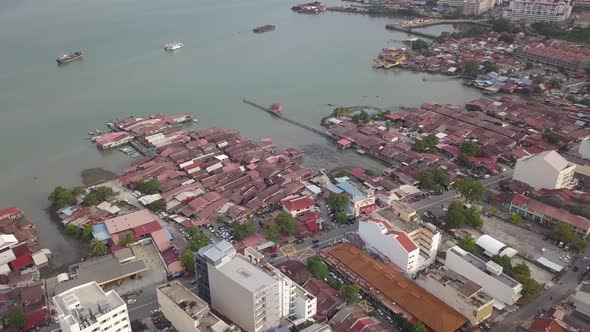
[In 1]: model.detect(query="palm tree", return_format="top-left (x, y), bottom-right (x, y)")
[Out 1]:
top-left (89, 239), bottom-right (108, 257)
top-left (118, 233), bottom-right (135, 247)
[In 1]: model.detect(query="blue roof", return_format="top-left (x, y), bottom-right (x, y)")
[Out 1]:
top-left (326, 183), bottom-right (344, 194)
top-left (337, 181), bottom-right (365, 198)
top-left (272, 328), bottom-right (291, 332)
top-left (163, 227), bottom-right (173, 240)
top-left (92, 223), bottom-right (110, 241)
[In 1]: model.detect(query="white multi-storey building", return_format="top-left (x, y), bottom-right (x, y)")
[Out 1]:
top-left (463, 0), bottom-right (496, 15)
top-left (445, 246), bottom-right (522, 305)
top-left (513, 150), bottom-right (576, 190)
top-left (53, 281), bottom-right (131, 332)
top-left (503, 0), bottom-right (573, 22)
top-left (197, 241), bottom-right (316, 332)
top-left (358, 215), bottom-right (440, 274)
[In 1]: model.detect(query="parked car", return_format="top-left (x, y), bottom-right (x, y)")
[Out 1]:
top-left (127, 299), bottom-right (136, 305)
top-left (312, 239), bottom-right (320, 244)
top-left (271, 253), bottom-right (278, 258)
top-left (295, 238), bottom-right (305, 244)
top-left (312, 244), bottom-right (320, 249)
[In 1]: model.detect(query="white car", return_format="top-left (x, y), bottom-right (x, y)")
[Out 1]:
top-left (127, 299), bottom-right (136, 305)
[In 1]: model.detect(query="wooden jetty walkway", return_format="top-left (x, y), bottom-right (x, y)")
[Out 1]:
top-left (242, 99), bottom-right (333, 139)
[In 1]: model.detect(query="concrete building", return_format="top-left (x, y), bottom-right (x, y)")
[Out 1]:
top-left (509, 194), bottom-right (590, 237)
top-left (439, 0), bottom-right (466, 6)
top-left (321, 244), bottom-right (468, 332)
top-left (575, 10), bottom-right (590, 28)
top-left (156, 281), bottom-right (237, 332)
top-left (196, 241), bottom-right (317, 332)
top-left (445, 246), bottom-right (522, 306)
top-left (359, 213), bottom-right (441, 274)
top-left (53, 281), bottom-right (130, 332)
top-left (573, 282), bottom-right (590, 318)
top-left (513, 150), bottom-right (576, 190)
top-left (503, 0), bottom-right (573, 22)
top-left (390, 201), bottom-right (417, 222)
top-left (416, 269), bottom-right (494, 325)
top-left (516, 41), bottom-right (590, 72)
top-left (463, 0), bottom-right (495, 15)
top-left (299, 323), bottom-right (332, 332)
top-left (579, 138), bottom-right (590, 160)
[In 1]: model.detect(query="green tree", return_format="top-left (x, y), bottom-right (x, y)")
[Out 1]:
top-left (147, 200), bottom-right (167, 212)
top-left (521, 277), bottom-right (543, 302)
top-left (71, 186), bottom-right (86, 196)
top-left (83, 192), bottom-right (99, 207)
top-left (566, 95), bottom-right (577, 103)
top-left (572, 239), bottom-right (588, 252)
top-left (328, 193), bottom-right (348, 212)
top-left (327, 276), bottom-right (343, 290)
top-left (413, 140), bottom-right (427, 152)
top-left (542, 132), bottom-right (560, 144)
top-left (365, 169), bottom-right (376, 177)
top-left (186, 228), bottom-right (212, 251)
top-left (89, 239), bottom-right (109, 257)
top-left (232, 220), bottom-right (255, 241)
top-left (82, 225), bottom-right (94, 240)
top-left (482, 61), bottom-right (498, 73)
top-left (463, 60), bottom-right (480, 78)
top-left (454, 178), bottom-right (485, 203)
top-left (342, 285), bottom-right (360, 303)
top-left (418, 171), bottom-right (437, 190)
top-left (491, 255), bottom-right (513, 272)
top-left (352, 110), bottom-right (370, 124)
top-left (510, 214), bottom-right (523, 224)
top-left (446, 201), bottom-right (468, 229)
top-left (134, 180), bottom-right (161, 195)
top-left (432, 169), bottom-right (449, 187)
top-left (498, 34), bottom-right (515, 43)
top-left (65, 224), bottom-right (82, 237)
top-left (337, 212), bottom-right (348, 224)
top-left (412, 38), bottom-right (429, 50)
top-left (582, 98), bottom-right (590, 107)
top-left (457, 235), bottom-right (477, 253)
top-left (49, 186), bottom-right (77, 208)
top-left (551, 223), bottom-right (577, 244)
top-left (307, 256), bottom-right (329, 279)
top-left (94, 186), bottom-right (115, 201)
top-left (275, 213), bottom-right (298, 235)
top-left (6, 308), bottom-right (27, 330)
top-left (461, 141), bottom-right (480, 157)
top-left (180, 250), bottom-right (195, 272)
top-left (414, 322), bottom-right (427, 332)
top-left (465, 207), bottom-right (483, 227)
top-left (513, 262), bottom-right (531, 280)
top-left (492, 18), bottom-right (513, 33)
top-left (425, 0), bottom-right (438, 6)
top-left (118, 233), bottom-right (135, 247)
top-left (332, 107), bottom-right (347, 118)
top-left (423, 134), bottom-right (439, 148)
top-left (266, 223), bottom-right (280, 242)
top-left (548, 77), bottom-right (562, 88)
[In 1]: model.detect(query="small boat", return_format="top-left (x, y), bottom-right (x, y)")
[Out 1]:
top-left (192, 118), bottom-right (199, 124)
top-left (56, 50), bottom-right (82, 64)
top-left (88, 131), bottom-right (94, 135)
top-left (164, 42), bottom-right (184, 51)
top-left (95, 129), bottom-right (101, 134)
top-left (253, 25), bottom-right (276, 33)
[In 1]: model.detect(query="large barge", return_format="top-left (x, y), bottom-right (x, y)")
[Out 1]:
top-left (291, 1), bottom-right (327, 13)
top-left (56, 50), bottom-right (82, 64)
top-left (253, 25), bottom-right (276, 33)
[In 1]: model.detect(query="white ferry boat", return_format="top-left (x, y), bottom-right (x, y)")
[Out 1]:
top-left (164, 42), bottom-right (184, 51)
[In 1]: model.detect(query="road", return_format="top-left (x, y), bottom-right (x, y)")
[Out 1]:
top-left (409, 173), bottom-right (512, 212)
top-left (491, 246), bottom-right (590, 331)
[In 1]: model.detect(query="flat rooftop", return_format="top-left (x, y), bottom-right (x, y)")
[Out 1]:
top-left (217, 255), bottom-right (277, 293)
top-left (449, 247), bottom-right (520, 288)
top-left (375, 208), bottom-right (418, 233)
top-left (55, 254), bottom-right (148, 294)
top-left (199, 240), bottom-right (235, 265)
top-left (158, 281), bottom-right (209, 320)
top-left (427, 269), bottom-right (493, 307)
top-left (54, 281), bottom-right (123, 328)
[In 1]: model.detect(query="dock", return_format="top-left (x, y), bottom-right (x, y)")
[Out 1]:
top-left (385, 19), bottom-right (491, 39)
top-left (242, 99), bottom-right (332, 139)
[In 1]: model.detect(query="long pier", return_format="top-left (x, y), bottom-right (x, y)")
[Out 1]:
top-left (385, 19), bottom-right (491, 39)
top-left (242, 99), bottom-right (333, 139)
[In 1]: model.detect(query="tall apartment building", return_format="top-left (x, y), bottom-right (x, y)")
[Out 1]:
top-left (445, 246), bottom-right (522, 305)
top-left (156, 281), bottom-right (238, 332)
top-left (358, 214), bottom-right (441, 274)
top-left (513, 150), bottom-right (576, 190)
top-left (463, 0), bottom-right (496, 15)
top-left (503, 0), bottom-right (573, 22)
top-left (196, 241), bottom-right (317, 332)
top-left (439, 0), bottom-right (466, 7)
top-left (53, 281), bottom-right (130, 332)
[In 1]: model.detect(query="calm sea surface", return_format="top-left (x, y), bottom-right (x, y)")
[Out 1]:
top-left (0, 0), bottom-right (480, 267)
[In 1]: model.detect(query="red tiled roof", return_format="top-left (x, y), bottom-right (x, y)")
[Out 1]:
top-left (133, 221), bottom-right (162, 238)
top-left (351, 317), bottom-right (376, 332)
top-left (440, 145), bottom-right (460, 158)
top-left (11, 243), bottom-right (31, 257)
top-left (384, 113), bottom-right (402, 121)
top-left (282, 196), bottom-right (314, 212)
top-left (511, 194), bottom-right (590, 231)
top-left (387, 230), bottom-right (419, 252)
top-left (24, 309), bottom-right (47, 331)
top-left (0, 207), bottom-right (22, 219)
top-left (529, 318), bottom-right (567, 332)
top-left (350, 168), bottom-right (366, 178)
top-left (305, 219), bottom-right (319, 233)
top-left (10, 253), bottom-right (33, 270)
